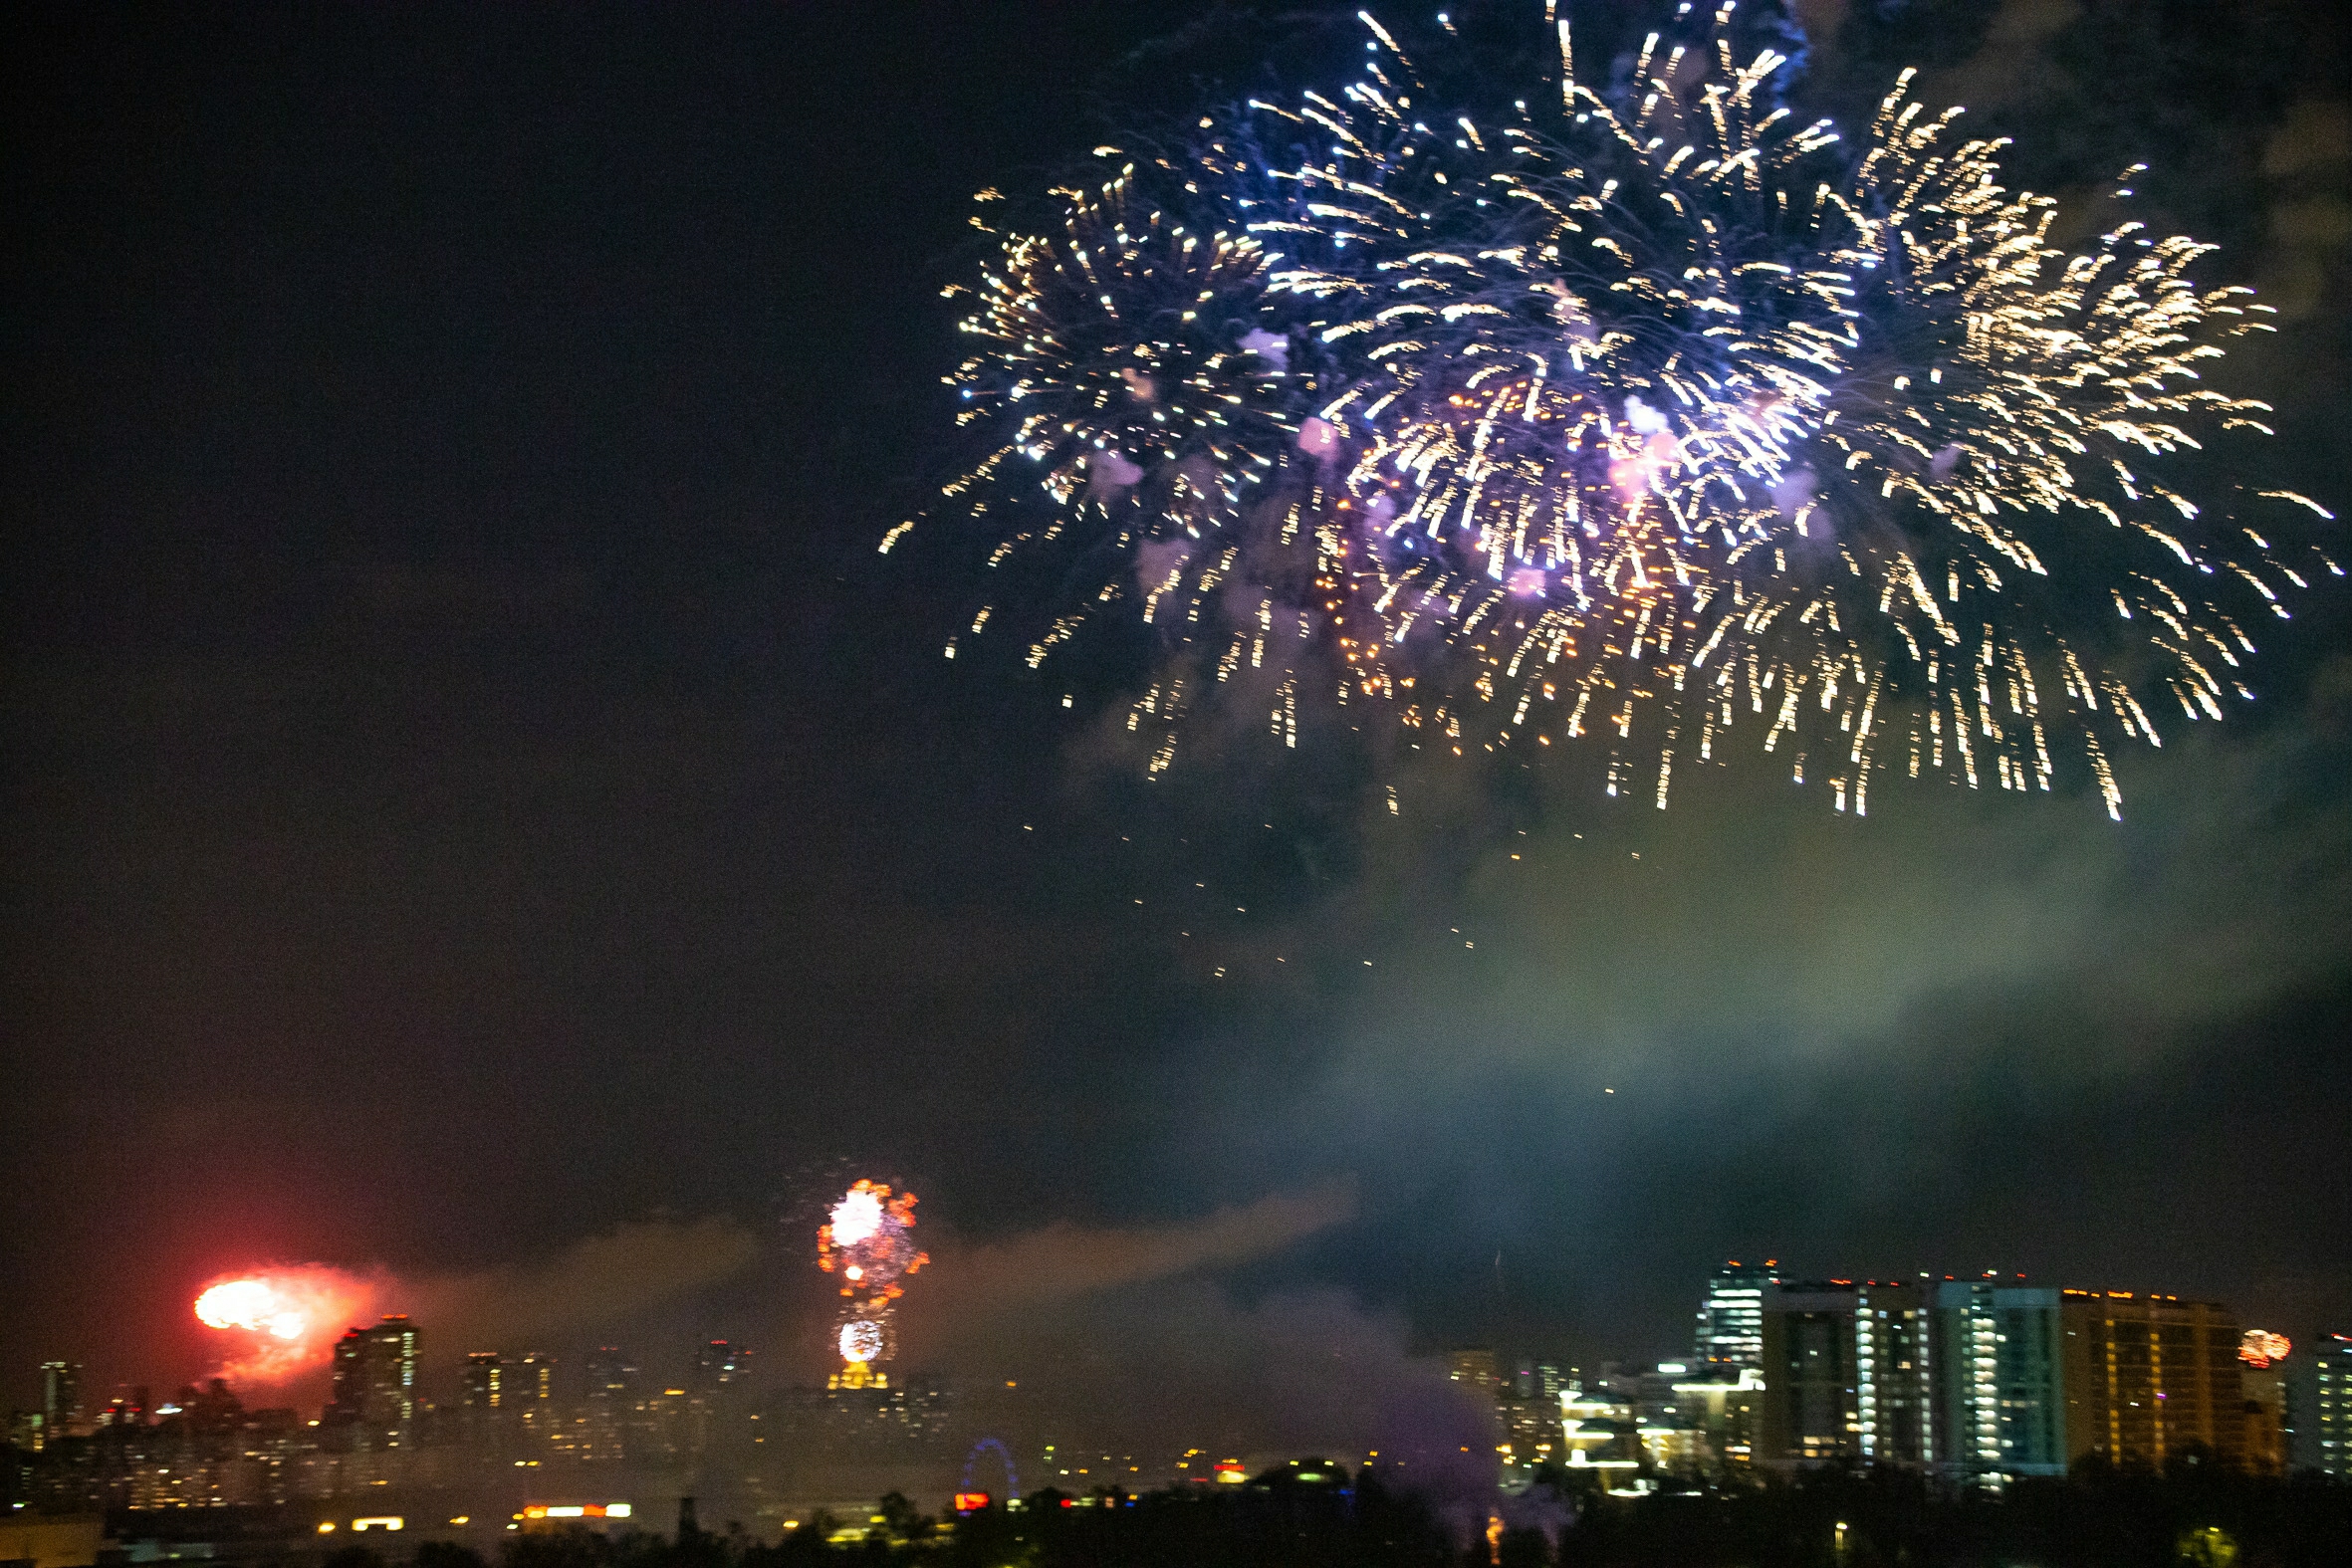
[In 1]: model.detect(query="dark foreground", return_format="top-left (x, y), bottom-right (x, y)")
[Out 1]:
top-left (198, 1466), bottom-right (2352, 1568)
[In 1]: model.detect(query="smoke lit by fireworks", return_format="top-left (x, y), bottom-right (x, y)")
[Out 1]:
top-left (192, 1268), bottom-right (376, 1384)
top-left (895, 1), bottom-right (2336, 816)
top-left (818, 1180), bottom-right (928, 1378)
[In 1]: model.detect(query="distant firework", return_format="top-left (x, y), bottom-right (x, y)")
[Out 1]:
top-left (192, 1267), bottom-right (374, 1384)
top-left (2239, 1329), bottom-right (2291, 1368)
top-left (818, 1180), bottom-right (927, 1386)
top-left (838, 1318), bottom-right (887, 1365)
top-left (896, 2), bottom-right (2336, 816)
top-left (195, 1279), bottom-right (308, 1341)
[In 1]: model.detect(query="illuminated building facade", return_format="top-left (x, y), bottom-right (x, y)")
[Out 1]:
top-left (515, 1353), bottom-right (559, 1439)
top-left (1512, 1361), bottom-right (1567, 1403)
top-left (1758, 1280), bottom-right (1931, 1470)
top-left (327, 1316), bottom-right (418, 1440)
top-left (42, 1362), bottom-right (84, 1442)
top-left (2060, 1292), bottom-right (2240, 1470)
top-left (462, 1352), bottom-right (503, 1410)
top-left (1932, 1281), bottom-right (2066, 1486)
top-left (689, 1340), bottom-right (749, 1390)
top-left (1671, 1366), bottom-right (1764, 1469)
top-left (16, 1362), bottom-right (85, 1451)
top-left (2314, 1334), bottom-right (2352, 1477)
top-left (1496, 1364), bottom-right (1569, 1471)
top-left (1759, 1282), bottom-right (1859, 1467)
top-left (1694, 1259), bottom-right (1778, 1373)
top-left (1556, 1385), bottom-right (1642, 1489)
top-left (1447, 1348), bottom-right (1499, 1394)
top-left (1853, 1281), bottom-right (1933, 1466)
top-left (1638, 1423), bottom-right (1711, 1476)
top-left (581, 1347), bottom-right (638, 1462)
top-left (518, 1501), bottom-right (634, 1535)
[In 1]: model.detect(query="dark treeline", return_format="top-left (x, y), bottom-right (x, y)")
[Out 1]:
top-left (295, 1464), bottom-right (2351, 1568)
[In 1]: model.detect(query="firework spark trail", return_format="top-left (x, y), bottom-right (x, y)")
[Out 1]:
top-left (897, 3), bottom-right (2337, 817)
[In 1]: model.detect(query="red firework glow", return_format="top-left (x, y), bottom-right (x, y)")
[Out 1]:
top-left (193, 1267), bottom-right (376, 1384)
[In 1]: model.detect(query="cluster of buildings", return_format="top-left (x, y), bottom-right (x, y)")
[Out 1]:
top-left (1453, 1261), bottom-right (2352, 1490)
top-left (5, 1323), bottom-right (784, 1514)
top-left (11, 1265), bottom-right (2350, 1522)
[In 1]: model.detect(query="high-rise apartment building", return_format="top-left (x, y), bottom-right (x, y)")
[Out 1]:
top-left (689, 1340), bottom-right (748, 1391)
top-left (515, 1352), bottom-right (559, 1438)
top-left (1695, 1260), bottom-right (1778, 1373)
top-left (40, 1362), bottom-right (83, 1440)
top-left (1759, 1281), bottom-right (1859, 1467)
top-left (327, 1316), bottom-right (419, 1438)
top-left (1447, 1348), bottom-right (1500, 1395)
top-left (1932, 1280), bottom-right (2067, 1485)
top-left (1758, 1280), bottom-right (1932, 1470)
top-left (1512, 1361), bottom-right (1567, 1404)
top-left (2314, 1334), bottom-right (2352, 1477)
top-left (2234, 1328), bottom-right (2293, 1473)
top-left (586, 1347), bottom-right (637, 1401)
top-left (2060, 1292), bottom-right (2239, 1471)
top-left (1854, 1280), bottom-right (1933, 1465)
top-left (462, 1352), bottom-right (505, 1411)
top-left (582, 1347), bottom-right (639, 1461)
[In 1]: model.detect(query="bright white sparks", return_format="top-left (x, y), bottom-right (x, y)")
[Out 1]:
top-left (899, 7), bottom-right (2334, 820)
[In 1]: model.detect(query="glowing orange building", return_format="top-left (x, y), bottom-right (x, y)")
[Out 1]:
top-left (2059, 1292), bottom-right (2240, 1471)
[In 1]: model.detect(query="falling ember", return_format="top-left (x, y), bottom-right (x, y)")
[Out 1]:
top-left (896, 5), bottom-right (2334, 815)
top-left (192, 1267), bottom-right (376, 1384)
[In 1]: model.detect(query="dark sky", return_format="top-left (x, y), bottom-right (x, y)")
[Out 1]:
top-left (5, 0), bottom-right (2349, 1428)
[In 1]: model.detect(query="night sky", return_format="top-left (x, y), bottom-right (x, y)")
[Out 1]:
top-left (5, 1), bottom-right (2348, 1435)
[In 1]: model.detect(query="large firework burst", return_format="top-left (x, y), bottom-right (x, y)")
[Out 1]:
top-left (895, 1), bottom-right (2337, 815)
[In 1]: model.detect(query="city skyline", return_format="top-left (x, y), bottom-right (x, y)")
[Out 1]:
top-left (14, 1252), bottom-right (2340, 1485)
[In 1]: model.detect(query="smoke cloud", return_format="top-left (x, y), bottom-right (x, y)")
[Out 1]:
top-left (922, 1179), bottom-right (1358, 1308)
top-left (874, 1180), bottom-right (1504, 1488)
top-left (406, 1216), bottom-right (764, 1354)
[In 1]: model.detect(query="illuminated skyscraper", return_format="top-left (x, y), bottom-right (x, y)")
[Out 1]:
top-left (328, 1316), bottom-right (419, 1439)
top-left (40, 1361), bottom-right (83, 1439)
top-left (1932, 1280), bottom-right (2066, 1486)
top-left (2313, 1334), bottom-right (2352, 1477)
top-left (516, 1352), bottom-right (559, 1439)
top-left (582, 1347), bottom-right (639, 1461)
top-left (462, 1352), bottom-right (504, 1410)
top-left (1694, 1260), bottom-right (1778, 1373)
